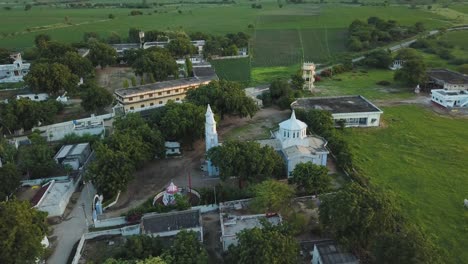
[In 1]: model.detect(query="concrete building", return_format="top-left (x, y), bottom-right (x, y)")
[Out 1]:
top-left (0, 53), bottom-right (30, 83)
top-left (244, 86), bottom-right (269, 107)
top-left (16, 93), bottom-right (49, 101)
top-left (427, 69), bottom-right (468, 91)
top-left (431, 89), bottom-right (468, 108)
top-left (140, 209), bottom-right (203, 241)
top-left (165, 141), bottom-right (181, 156)
top-left (31, 179), bottom-right (77, 217)
top-left (114, 75), bottom-right (216, 114)
top-left (291, 96), bottom-right (383, 128)
top-left (219, 199), bottom-right (282, 251)
top-left (257, 111), bottom-right (329, 176)
top-left (54, 143), bottom-right (92, 170)
top-left (305, 240), bottom-right (358, 264)
top-left (302, 62), bottom-right (316, 91)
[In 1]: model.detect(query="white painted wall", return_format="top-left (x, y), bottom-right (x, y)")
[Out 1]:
top-left (332, 112), bottom-right (382, 127)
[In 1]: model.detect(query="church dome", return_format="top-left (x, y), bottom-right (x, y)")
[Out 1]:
top-left (279, 110), bottom-right (307, 131)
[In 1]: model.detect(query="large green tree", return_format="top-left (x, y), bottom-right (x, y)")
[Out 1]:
top-left (88, 41), bottom-right (117, 68)
top-left (59, 51), bottom-right (94, 78)
top-left (251, 179), bottom-right (294, 213)
top-left (87, 142), bottom-right (135, 198)
top-left (290, 162), bottom-right (331, 195)
top-left (24, 62), bottom-right (78, 95)
top-left (162, 230), bottom-right (207, 264)
top-left (80, 83), bottom-right (113, 112)
top-left (295, 108), bottom-right (334, 137)
top-left (0, 48), bottom-right (11, 64)
top-left (151, 101), bottom-right (205, 148)
top-left (117, 235), bottom-right (164, 261)
top-left (18, 133), bottom-right (57, 179)
top-left (132, 48), bottom-right (178, 81)
top-left (0, 200), bottom-right (48, 263)
top-left (186, 80), bottom-right (258, 119)
top-left (268, 79), bottom-right (295, 109)
top-left (290, 70), bottom-right (305, 90)
top-left (226, 221), bottom-right (299, 264)
top-left (363, 49), bottom-right (393, 69)
top-left (207, 141), bottom-right (285, 188)
top-left (166, 37), bottom-right (197, 58)
top-left (0, 163), bottom-right (20, 201)
top-left (393, 48), bottom-right (427, 86)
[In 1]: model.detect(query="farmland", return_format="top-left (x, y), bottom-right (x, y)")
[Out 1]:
top-left (210, 58), bottom-right (251, 84)
top-left (344, 105), bottom-right (468, 264)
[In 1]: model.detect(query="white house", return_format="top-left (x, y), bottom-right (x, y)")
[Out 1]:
top-left (292, 95), bottom-right (383, 128)
top-left (257, 111), bottom-right (329, 176)
top-left (431, 89), bottom-right (468, 108)
top-left (31, 180), bottom-right (77, 217)
top-left (0, 53), bottom-right (30, 83)
top-left (165, 141), bottom-right (181, 156)
top-left (427, 69), bottom-right (468, 91)
top-left (54, 143), bottom-right (93, 170)
top-left (16, 93), bottom-right (49, 101)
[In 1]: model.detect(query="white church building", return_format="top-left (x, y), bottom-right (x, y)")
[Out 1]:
top-left (257, 111), bottom-right (329, 177)
top-left (205, 104), bottom-right (219, 177)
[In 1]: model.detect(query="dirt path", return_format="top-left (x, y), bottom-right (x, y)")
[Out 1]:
top-left (104, 107), bottom-right (290, 217)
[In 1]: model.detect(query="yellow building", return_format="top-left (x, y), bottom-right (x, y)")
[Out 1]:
top-left (114, 76), bottom-right (214, 113)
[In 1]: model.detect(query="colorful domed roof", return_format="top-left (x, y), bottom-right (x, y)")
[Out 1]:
top-left (166, 182), bottom-right (179, 194)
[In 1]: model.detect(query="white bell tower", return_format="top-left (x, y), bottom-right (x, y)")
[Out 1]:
top-left (205, 104), bottom-right (219, 177)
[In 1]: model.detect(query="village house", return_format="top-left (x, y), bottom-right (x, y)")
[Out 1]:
top-left (431, 89), bottom-right (468, 108)
top-left (0, 53), bottom-right (30, 83)
top-left (140, 209), bottom-right (203, 241)
top-left (291, 96), bottom-right (383, 128)
top-left (426, 69), bottom-right (468, 91)
top-left (219, 199), bottom-right (282, 251)
top-left (54, 143), bottom-right (93, 170)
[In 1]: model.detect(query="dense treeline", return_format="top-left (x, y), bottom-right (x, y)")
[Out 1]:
top-left (347, 16), bottom-right (425, 51)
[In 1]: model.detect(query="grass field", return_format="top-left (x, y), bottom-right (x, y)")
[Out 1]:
top-left (251, 64), bottom-right (300, 85)
top-left (344, 105), bottom-right (468, 264)
top-left (210, 58), bottom-right (251, 84)
top-left (316, 69), bottom-right (414, 100)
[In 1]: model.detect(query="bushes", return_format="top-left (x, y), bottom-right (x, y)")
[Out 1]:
top-left (376, 80), bottom-right (391, 86)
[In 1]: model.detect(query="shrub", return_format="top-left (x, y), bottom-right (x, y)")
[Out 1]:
top-left (320, 69), bottom-right (332, 77)
top-left (130, 10), bottom-right (143, 16)
top-left (376, 80), bottom-right (391, 86)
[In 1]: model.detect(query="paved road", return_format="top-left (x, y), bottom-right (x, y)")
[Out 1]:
top-left (47, 182), bottom-right (95, 264)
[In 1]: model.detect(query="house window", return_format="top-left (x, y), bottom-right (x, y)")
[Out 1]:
top-left (150, 103), bottom-right (154, 106)
top-left (287, 132), bottom-right (289, 137)
top-left (293, 133), bottom-right (295, 138)
top-left (141, 104), bottom-right (145, 108)
top-left (129, 97), bottom-right (133, 101)
top-left (176, 98), bottom-right (180, 101)
top-left (158, 92), bottom-right (162, 96)
top-left (34, 95), bottom-right (39, 99)
top-left (159, 101), bottom-right (163, 104)
top-left (149, 94), bottom-right (153, 97)
top-left (130, 107), bottom-right (134, 110)
top-left (175, 89), bottom-right (179, 92)
top-left (140, 95), bottom-right (144, 99)
top-left (6, 72), bottom-right (9, 75)
top-left (284, 131), bottom-right (286, 137)
top-left (166, 91), bottom-right (171, 94)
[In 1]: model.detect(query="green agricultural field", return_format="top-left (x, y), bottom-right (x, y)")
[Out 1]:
top-left (210, 58), bottom-right (251, 84)
top-left (251, 29), bottom-right (303, 67)
top-left (316, 69), bottom-right (414, 100)
top-left (344, 105), bottom-right (468, 264)
top-left (251, 64), bottom-right (300, 85)
top-left (443, 30), bottom-right (468, 48)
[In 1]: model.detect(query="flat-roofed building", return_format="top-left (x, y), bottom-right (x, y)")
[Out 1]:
top-left (291, 95), bottom-right (383, 128)
top-left (427, 69), bottom-right (468, 91)
top-left (309, 240), bottom-right (358, 264)
top-left (114, 74), bottom-right (217, 113)
top-left (141, 209), bottom-right (203, 241)
top-left (54, 143), bottom-right (92, 170)
top-left (431, 89), bottom-right (468, 108)
top-left (0, 53), bottom-right (30, 83)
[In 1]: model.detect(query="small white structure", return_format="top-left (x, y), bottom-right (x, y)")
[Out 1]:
top-left (205, 104), bottom-right (219, 177)
top-left (16, 93), bottom-right (49, 101)
top-left (0, 53), bottom-right (30, 83)
top-left (302, 62), bottom-right (316, 91)
top-left (390, 60), bottom-right (404, 70)
top-left (165, 141), bottom-right (181, 156)
top-left (311, 240), bottom-right (358, 264)
top-left (414, 84), bottom-right (421, 94)
top-left (219, 199), bottom-right (282, 251)
top-left (141, 209), bottom-right (203, 241)
top-left (431, 89), bottom-right (468, 108)
top-left (31, 180), bottom-right (77, 217)
top-left (292, 96), bottom-right (383, 128)
top-left (258, 111), bottom-right (329, 176)
top-left (162, 182), bottom-right (179, 206)
top-left (54, 143), bottom-right (92, 170)
top-left (464, 199), bottom-right (468, 208)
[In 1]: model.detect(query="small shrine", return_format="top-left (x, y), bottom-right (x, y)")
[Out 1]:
top-left (153, 181), bottom-right (201, 207)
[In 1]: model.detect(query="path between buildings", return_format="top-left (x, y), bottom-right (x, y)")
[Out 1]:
top-left (47, 183), bottom-right (95, 264)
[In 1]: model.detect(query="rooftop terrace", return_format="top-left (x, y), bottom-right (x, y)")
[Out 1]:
top-left (291, 95), bottom-right (382, 114)
top-left (141, 209), bottom-right (201, 234)
top-left (428, 69), bottom-right (468, 84)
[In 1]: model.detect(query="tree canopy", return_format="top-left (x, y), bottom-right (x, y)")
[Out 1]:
top-left (251, 179), bottom-right (294, 213)
top-left (162, 230), bottom-right (207, 264)
top-left (0, 200), bottom-right (48, 263)
top-left (80, 82), bottom-right (114, 112)
top-left (186, 80), bottom-right (258, 119)
top-left (132, 48), bottom-right (178, 82)
top-left (363, 49), bottom-right (393, 69)
top-left (226, 221), bottom-right (299, 264)
top-left (18, 133), bottom-right (57, 179)
top-left (24, 62), bottom-right (79, 95)
top-left (207, 141), bottom-right (285, 188)
top-left (88, 41), bottom-right (117, 68)
top-left (0, 163), bottom-right (20, 201)
top-left (290, 162), bottom-right (331, 195)
top-left (166, 37), bottom-right (197, 58)
top-left (393, 48), bottom-right (427, 86)
top-left (59, 51), bottom-right (94, 78)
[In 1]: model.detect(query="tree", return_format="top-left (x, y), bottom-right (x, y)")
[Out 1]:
top-left (117, 235), bottom-right (164, 260)
top-left (107, 32), bottom-right (122, 44)
top-left (295, 108), bottom-right (334, 137)
top-left (151, 101), bottom-right (205, 149)
top-left (24, 4), bottom-right (32, 11)
top-left (137, 257), bottom-right (166, 264)
top-left (88, 41), bottom-right (117, 68)
top-left (24, 62), bottom-right (78, 95)
top-left (87, 143), bottom-right (135, 198)
top-left (37, 41), bottom-right (75, 61)
top-left (363, 49), bottom-right (393, 69)
top-left (394, 58), bottom-right (427, 86)
top-left (0, 48), bottom-right (11, 64)
top-left (251, 179), bottom-right (294, 213)
top-left (83, 32), bottom-right (100, 43)
top-left (128, 28), bottom-right (141, 43)
top-left (185, 57), bottom-right (193, 77)
top-left (290, 162), bottom-right (330, 195)
top-left (18, 133), bottom-right (57, 179)
top-left (226, 221), bottom-right (299, 264)
top-left (186, 80), bottom-right (258, 119)
top-left (207, 141), bottom-right (285, 188)
top-left (458, 64), bottom-right (468, 74)
top-left (268, 79), bottom-right (295, 109)
top-left (290, 70), bottom-right (305, 90)
top-left (132, 48), bottom-right (178, 81)
top-left (0, 200), bottom-right (48, 263)
top-left (0, 163), bottom-right (20, 200)
top-left (34, 34), bottom-right (51, 49)
top-left (81, 83), bottom-right (113, 112)
top-left (162, 230), bottom-right (207, 264)
top-left (166, 36), bottom-right (196, 58)
top-left (319, 183), bottom-right (399, 257)
top-left (59, 51), bottom-right (94, 78)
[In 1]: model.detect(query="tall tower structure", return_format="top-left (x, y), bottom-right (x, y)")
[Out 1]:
top-left (205, 104), bottom-right (219, 177)
top-left (302, 62), bottom-right (316, 91)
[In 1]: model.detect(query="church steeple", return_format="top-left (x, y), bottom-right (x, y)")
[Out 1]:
top-left (205, 104), bottom-right (219, 177)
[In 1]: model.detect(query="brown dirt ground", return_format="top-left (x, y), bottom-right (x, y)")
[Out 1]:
top-left (95, 66), bottom-right (139, 94)
top-left (104, 107), bottom-right (291, 217)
